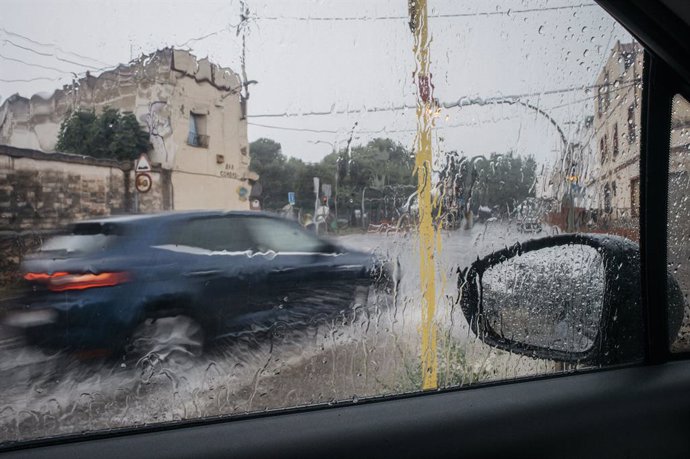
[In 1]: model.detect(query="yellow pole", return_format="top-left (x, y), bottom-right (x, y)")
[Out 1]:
top-left (408, 0), bottom-right (438, 390)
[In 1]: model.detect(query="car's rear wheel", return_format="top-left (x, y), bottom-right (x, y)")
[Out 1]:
top-left (125, 315), bottom-right (205, 374)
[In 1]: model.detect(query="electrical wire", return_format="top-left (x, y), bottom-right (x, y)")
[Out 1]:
top-left (254, 3), bottom-right (597, 22)
top-left (248, 78), bottom-right (640, 119)
top-left (247, 80), bottom-right (640, 135)
top-left (0, 77), bottom-right (61, 83)
top-left (0, 27), bottom-right (110, 66)
top-left (0, 52), bottom-right (74, 75)
top-left (2, 39), bottom-right (103, 70)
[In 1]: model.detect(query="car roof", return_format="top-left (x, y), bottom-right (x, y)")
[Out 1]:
top-left (76, 211), bottom-right (282, 226)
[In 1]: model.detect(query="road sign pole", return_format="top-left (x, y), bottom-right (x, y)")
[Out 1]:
top-left (313, 177), bottom-right (320, 234)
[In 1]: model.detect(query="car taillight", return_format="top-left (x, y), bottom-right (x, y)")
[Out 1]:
top-left (23, 272), bottom-right (130, 291)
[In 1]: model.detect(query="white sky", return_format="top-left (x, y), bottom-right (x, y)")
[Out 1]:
top-left (0, 0), bottom-right (634, 165)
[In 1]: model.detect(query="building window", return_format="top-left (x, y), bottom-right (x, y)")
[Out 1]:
top-left (631, 177), bottom-right (640, 218)
top-left (604, 183), bottom-right (612, 214)
top-left (600, 135), bottom-right (608, 164)
top-left (188, 113), bottom-right (210, 148)
top-left (603, 71), bottom-right (611, 111)
top-left (628, 105), bottom-right (636, 143)
top-left (623, 51), bottom-right (635, 70)
top-left (613, 123), bottom-right (619, 157)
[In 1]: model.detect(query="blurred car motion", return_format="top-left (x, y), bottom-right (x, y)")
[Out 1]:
top-left (2, 211), bottom-right (394, 358)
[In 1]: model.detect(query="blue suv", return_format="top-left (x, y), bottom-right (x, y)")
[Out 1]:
top-left (3, 211), bottom-right (393, 359)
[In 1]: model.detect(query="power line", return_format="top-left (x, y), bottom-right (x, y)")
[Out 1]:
top-left (0, 77), bottom-right (61, 83)
top-left (248, 79), bottom-right (640, 119)
top-left (176, 25), bottom-right (239, 49)
top-left (253, 3), bottom-right (596, 22)
top-left (0, 27), bottom-right (110, 66)
top-left (0, 53), bottom-right (74, 75)
top-left (165, 3), bottom-right (597, 48)
top-left (2, 39), bottom-right (104, 70)
top-left (248, 80), bottom-right (640, 135)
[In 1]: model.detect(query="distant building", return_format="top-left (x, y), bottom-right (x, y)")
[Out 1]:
top-left (0, 48), bottom-right (257, 211)
top-left (587, 41), bottom-right (643, 226)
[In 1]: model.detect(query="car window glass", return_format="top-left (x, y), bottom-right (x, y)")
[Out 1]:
top-left (0, 0), bottom-right (642, 446)
top-left (164, 217), bottom-right (254, 251)
top-left (668, 94), bottom-right (690, 351)
top-left (38, 234), bottom-right (118, 255)
top-left (246, 218), bottom-right (326, 253)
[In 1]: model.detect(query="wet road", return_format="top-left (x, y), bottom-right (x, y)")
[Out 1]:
top-left (0, 220), bottom-right (556, 445)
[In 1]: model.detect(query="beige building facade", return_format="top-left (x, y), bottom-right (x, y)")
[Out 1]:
top-left (0, 48), bottom-right (255, 212)
top-left (587, 41), bottom-right (643, 223)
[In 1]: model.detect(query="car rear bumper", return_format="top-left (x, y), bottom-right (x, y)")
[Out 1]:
top-left (1, 290), bottom-right (137, 350)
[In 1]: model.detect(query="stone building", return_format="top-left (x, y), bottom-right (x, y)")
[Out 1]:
top-left (587, 41), bottom-right (644, 224)
top-left (0, 48), bottom-right (256, 211)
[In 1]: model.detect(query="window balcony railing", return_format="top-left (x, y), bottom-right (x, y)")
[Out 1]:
top-left (187, 133), bottom-right (210, 148)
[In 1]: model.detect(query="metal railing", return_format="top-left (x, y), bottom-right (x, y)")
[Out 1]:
top-left (187, 133), bottom-right (210, 148)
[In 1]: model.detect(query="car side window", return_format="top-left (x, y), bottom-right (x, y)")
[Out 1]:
top-left (668, 94), bottom-right (690, 351)
top-left (165, 217), bottom-right (254, 252)
top-left (246, 217), bottom-right (327, 253)
top-left (0, 0), bottom-right (648, 448)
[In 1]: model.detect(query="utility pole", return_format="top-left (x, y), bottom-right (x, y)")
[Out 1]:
top-left (340, 122), bottom-right (358, 234)
top-left (409, 0), bottom-right (438, 391)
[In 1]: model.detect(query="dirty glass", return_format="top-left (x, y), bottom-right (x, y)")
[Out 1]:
top-left (0, 0), bottom-right (642, 446)
top-left (668, 94), bottom-right (690, 352)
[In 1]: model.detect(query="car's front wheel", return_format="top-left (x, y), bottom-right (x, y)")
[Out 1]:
top-left (125, 315), bottom-right (205, 374)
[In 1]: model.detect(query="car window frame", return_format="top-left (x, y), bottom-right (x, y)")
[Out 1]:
top-left (4, 0), bottom-right (690, 455)
top-left (597, 0), bottom-right (690, 364)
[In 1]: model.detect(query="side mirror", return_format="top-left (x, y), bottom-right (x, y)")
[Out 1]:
top-left (459, 234), bottom-right (645, 365)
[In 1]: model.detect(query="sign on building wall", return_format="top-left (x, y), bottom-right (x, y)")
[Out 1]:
top-left (135, 154), bottom-right (152, 172)
top-left (135, 173), bottom-right (152, 193)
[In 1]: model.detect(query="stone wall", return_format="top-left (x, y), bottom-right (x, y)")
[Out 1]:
top-left (0, 145), bottom-right (172, 286)
top-left (0, 145), bottom-right (133, 231)
top-left (0, 145), bottom-right (174, 231)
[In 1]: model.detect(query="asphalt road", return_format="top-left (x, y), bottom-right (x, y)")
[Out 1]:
top-left (0, 220), bottom-right (556, 445)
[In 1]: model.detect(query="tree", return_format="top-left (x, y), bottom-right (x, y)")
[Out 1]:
top-left (249, 138), bottom-right (308, 210)
top-left (56, 107), bottom-right (151, 161)
top-left (249, 137), bottom-right (415, 212)
top-left (249, 138), bottom-right (284, 170)
top-left (473, 153), bottom-right (537, 213)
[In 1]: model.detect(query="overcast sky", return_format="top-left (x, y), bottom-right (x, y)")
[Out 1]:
top-left (0, 0), bottom-right (634, 165)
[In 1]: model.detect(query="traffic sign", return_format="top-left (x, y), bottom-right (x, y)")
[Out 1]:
top-left (135, 154), bottom-right (152, 172)
top-left (322, 184), bottom-right (332, 198)
top-left (135, 173), bottom-right (152, 193)
top-left (288, 192), bottom-right (296, 205)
